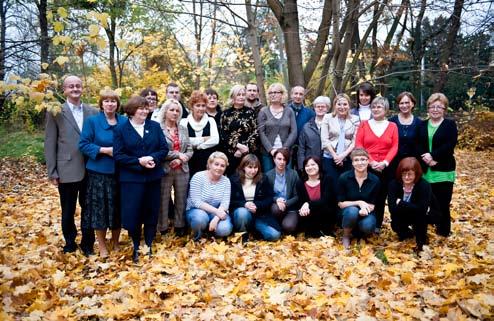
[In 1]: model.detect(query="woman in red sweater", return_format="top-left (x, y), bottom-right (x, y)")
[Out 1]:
top-left (356, 96), bottom-right (398, 233)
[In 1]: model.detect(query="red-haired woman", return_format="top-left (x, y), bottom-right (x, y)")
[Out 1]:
top-left (180, 90), bottom-right (220, 176)
top-left (388, 157), bottom-right (433, 251)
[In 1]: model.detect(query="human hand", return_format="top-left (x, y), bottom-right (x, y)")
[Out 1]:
top-left (100, 147), bottom-right (113, 157)
top-left (178, 153), bottom-right (189, 163)
top-left (421, 153), bottom-right (433, 164)
top-left (276, 198), bottom-right (286, 212)
top-left (333, 154), bottom-right (345, 165)
top-left (216, 207), bottom-right (228, 220)
top-left (139, 156), bottom-right (155, 168)
top-left (237, 143), bottom-right (249, 154)
top-left (209, 216), bottom-right (220, 231)
top-left (245, 202), bottom-right (257, 213)
top-left (299, 202), bottom-right (310, 216)
top-left (49, 178), bottom-right (59, 186)
top-left (234, 150), bottom-right (243, 158)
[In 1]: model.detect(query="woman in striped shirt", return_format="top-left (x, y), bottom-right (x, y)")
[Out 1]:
top-left (186, 151), bottom-right (232, 240)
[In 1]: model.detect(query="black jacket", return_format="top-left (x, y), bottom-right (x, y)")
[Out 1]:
top-left (296, 176), bottom-right (337, 215)
top-left (229, 174), bottom-right (273, 216)
top-left (417, 118), bottom-right (457, 172)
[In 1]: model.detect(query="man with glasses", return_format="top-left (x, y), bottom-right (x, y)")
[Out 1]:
top-left (44, 75), bottom-right (98, 255)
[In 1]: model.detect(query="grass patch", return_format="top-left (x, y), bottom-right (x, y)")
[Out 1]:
top-left (0, 125), bottom-right (44, 162)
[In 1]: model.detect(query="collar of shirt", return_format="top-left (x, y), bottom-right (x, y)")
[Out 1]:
top-left (67, 101), bottom-right (82, 112)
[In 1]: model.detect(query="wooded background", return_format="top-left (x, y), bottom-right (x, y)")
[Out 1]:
top-left (0, 0), bottom-right (492, 129)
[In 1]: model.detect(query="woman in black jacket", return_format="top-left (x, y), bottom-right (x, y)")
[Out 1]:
top-left (230, 154), bottom-right (279, 241)
top-left (388, 157), bottom-right (433, 251)
top-left (417, 93), bottom-right (457, 237)
top-left (296, 156), bottom-right (337, 237)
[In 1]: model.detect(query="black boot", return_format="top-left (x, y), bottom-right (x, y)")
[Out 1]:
top-left (132, 248), bottom-right (139, 263)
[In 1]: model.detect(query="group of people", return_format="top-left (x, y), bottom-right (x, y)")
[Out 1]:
top-left (45, 75), bottom-right (457, 262)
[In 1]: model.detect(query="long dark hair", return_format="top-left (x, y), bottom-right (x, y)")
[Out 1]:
top-left (237, 154), bottom-right (262, 185)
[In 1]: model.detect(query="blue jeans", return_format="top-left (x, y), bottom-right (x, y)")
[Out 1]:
top-left (254, 216), bottom-right (282, 241)
top-left (232, 207), bottom-right (253, 232)
top-left (339, 206), bottom-right (376, 236)
top-left (261, 152), bottom-right (275, 173)
top-left (186, 208), bottom-right (233, 240)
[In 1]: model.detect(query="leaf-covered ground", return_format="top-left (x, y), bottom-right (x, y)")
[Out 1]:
top-left (1, 150), bottom-right (493, 320)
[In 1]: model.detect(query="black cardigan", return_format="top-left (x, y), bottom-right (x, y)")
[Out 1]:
top-left (416, 118), bottom-right (458, 173)
top-left (229, 174), bottom-right (273, 216)
top-left (296, 176), bottom-right (337, 215)
top-left (387, 178), bottom-right (432, 215)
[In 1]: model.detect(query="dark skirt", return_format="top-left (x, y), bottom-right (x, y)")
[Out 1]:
top-left (83, 171), bottom-right (121, 230)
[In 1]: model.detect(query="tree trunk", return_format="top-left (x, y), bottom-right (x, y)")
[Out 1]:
top-left (303, 0), bottom-right (332, 91)
top-left (315, 45), bottom-right (334, 98)
top-left (192, 0), bottom-right (202, 89)
top-left (333, 0), bottom-right (359, 92)
top-left (245, 0), bottom-right (266, 105)
top-left (410, 0), bottom-right (427, 102)
top-left (267, 0), bottom-right (304, 88)
top-left (36, 0), bottom-right (50, 69)
top-left (433, 0), bottom-right (464, 92)
top-left (207, 0), bottom-right (217, 87)
top-left (105, 18), bottom-right (118, 88)
top-left (0, 0), bottom-right (7, 81)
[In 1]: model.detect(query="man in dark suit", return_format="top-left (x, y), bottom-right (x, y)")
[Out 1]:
top-left (44, 75), bottom-right (98, 255)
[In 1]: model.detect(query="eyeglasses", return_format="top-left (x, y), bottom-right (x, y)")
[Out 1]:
top-left (168, 91), bottom-right (179, 95)
top-left (402, 171), bottom-right (415, 177)
top-left (269, 91), bottom-right (283, 95)
top-left (428, 105), bottom-right (445, 110)
top-left (353, 157), bottom-right (368, 163)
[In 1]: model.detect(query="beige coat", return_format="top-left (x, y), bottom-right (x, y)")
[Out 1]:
top-left (320, 114), bottom-right (360, 154)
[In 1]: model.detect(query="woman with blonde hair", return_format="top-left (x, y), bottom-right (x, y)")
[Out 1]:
top-left (186, 152), bottom-right (232, 240)
top-left (157, 99), bottom-right (193, 237)
top-left (417, 93), bottom-right (457, 237)
top-left (220, 85), bottom-right (258, 175)
top-left (320, 93), bottom-right (359, 190)
top-left (257, 83), bottom-right (297, 172)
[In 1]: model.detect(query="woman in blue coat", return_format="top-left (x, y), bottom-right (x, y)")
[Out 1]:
top-left (113, 96), bottom-right (168, 262)
top-left (79, 89), bottom-right (126, 258)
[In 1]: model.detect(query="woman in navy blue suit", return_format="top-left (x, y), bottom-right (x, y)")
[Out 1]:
top-left (113, 96), bottom-right (168, 262)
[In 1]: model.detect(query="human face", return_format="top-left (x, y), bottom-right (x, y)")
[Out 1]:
top-left (268, 87), bottom-right (283, 104)
top-left (244, 164), bottom-right (259, 179)
top-left (233, 89), bottom-right (246, 108)
top-left (192, 102), bottom-right (207, 120)
top-left (371, 103), bottom-right (386, 121)
top-left (245, 84), bottom-right (259, 101)
top-left (102, 98), bottom-right (118, 115)
top-left (291, 86), bottom-right (305, 104)
top-left (398, 95), bottom-right (414, 115)
top-left (133, 106), bottom-right (149, 123)
top-left (273, 153), bottom-right (287, 172)
top-left (335, 98), bottom-right (350, 118)
top-left (209, 158), bottom-right (227, 178)
top-left (207, 94), bottom-right (218, 110)
top-left (63, 76), bottom-right (83, 104)
top-left (314, 103), bottom-right (328, 117)
top-left (352, 156), bottom-right (369, 172)
top-left (402, 170), bottom-right (416, 186)
top-left (165, 103), bottom-right (180, 123)
top-left (145, 93), bottom-right (157, 112)
top-left (167, 86), bottom-right (180, 100)
top-left (428, 101), bottom-right (446, 122)
top-left (304, 159), bottom-right (320, 178)
top-left (359, 90), bottom-right (371, 106)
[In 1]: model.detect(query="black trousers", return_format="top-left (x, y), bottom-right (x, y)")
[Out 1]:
top-left (58, 178), bottom-right (95, 252)
top-left (430, 181), bottom-right (454, 236)
top-left (390, 206), bottom-right (428, 247)
top-left (369, 167), bottom-right (393, 230)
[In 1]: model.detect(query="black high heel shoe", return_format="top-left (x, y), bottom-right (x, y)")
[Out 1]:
top-left (132, 248), bottom-right (139, 263)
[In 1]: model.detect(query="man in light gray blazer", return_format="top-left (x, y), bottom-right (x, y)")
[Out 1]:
top-left (44, 75), bottom-right (98, 255)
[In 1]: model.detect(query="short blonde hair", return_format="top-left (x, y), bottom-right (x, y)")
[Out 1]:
top-left (207, 151), bottom-right (229, 169)
top-left (267, 83), bottom-right (288, 105)
top-left (161, 98), bottom-right (182, 124)
top-left (371, 96), bottom-right (390, 113)
top-left (427, 93), bottom-right (449, 110)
